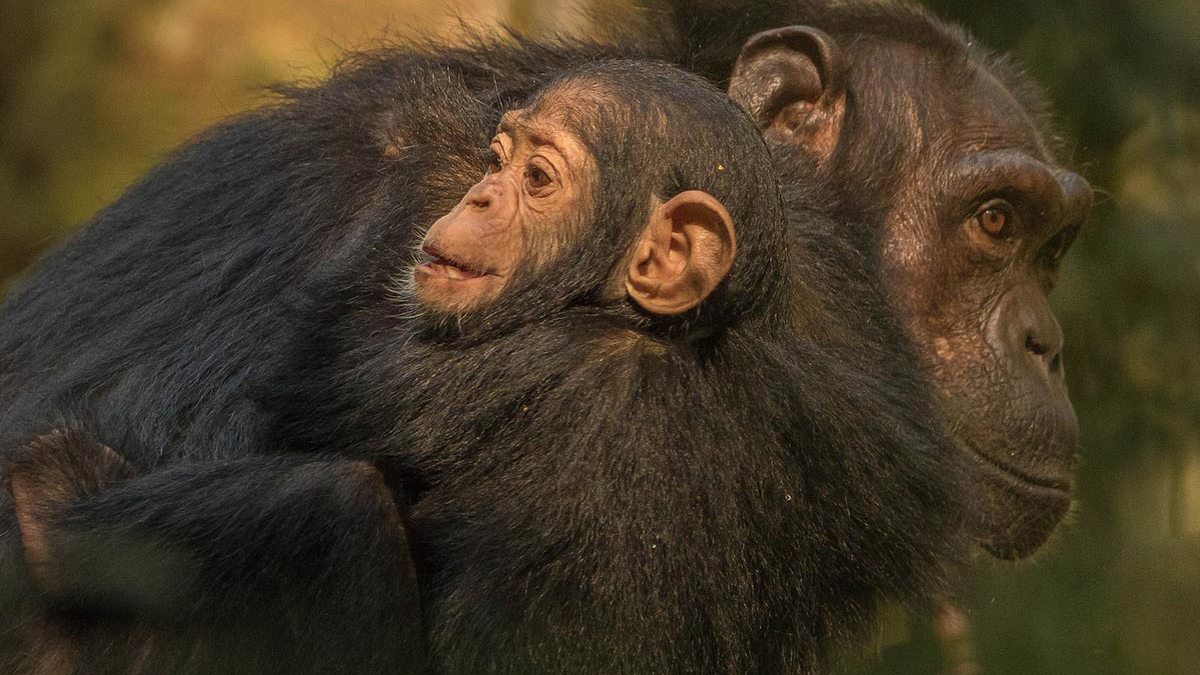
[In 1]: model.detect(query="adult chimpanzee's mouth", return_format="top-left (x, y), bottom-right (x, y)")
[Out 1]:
top-left (962, 440), bottom-right (1072, 494)
top-left (417, 244), bottom-right (494, 281)
top-left (964, 439), bottom-right (1074, 559)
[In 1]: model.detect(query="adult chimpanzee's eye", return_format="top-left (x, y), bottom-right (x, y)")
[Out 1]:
top-left (974, 199), bottom-right (1015, 238)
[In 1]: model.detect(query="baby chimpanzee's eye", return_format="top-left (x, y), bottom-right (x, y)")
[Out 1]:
top-left (525, 163), bottom-right (554, 194)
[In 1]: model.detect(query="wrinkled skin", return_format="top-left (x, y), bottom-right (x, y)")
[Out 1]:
top-left (868, 53), bottom-right (1094, 557)
top-left (865, 53), bottom-right (1090, 559)
top-left (415, 108), bottom-right (594, 314)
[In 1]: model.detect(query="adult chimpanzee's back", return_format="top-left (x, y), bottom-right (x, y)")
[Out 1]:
top-left (0, 61), bottom-right (482, 464)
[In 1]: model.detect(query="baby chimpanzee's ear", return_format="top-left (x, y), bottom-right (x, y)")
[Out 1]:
top-left (625, 190), bottom-right (736, 315)
top-left (5, 428), bottom-right (134, 592)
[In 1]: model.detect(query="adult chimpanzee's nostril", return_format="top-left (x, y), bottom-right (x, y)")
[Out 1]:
top-left (1024, 334), bottom-right (1047, 356)
top-left (1025, 333), bottom-right (1063, 378)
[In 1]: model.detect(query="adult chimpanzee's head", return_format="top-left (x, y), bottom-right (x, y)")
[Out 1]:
top-left (410, 60), bottom-right (786, 336)
top-left (666, 1), bottom-right (1092, 558)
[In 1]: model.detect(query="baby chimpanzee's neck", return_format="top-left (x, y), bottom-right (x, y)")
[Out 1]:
top-left (395, 313), bottom-right (755, 462)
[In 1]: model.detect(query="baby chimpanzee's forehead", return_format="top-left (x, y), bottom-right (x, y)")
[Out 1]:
top-left (494, 108), bottom-right (596, 178)
top-left (526, 78), bottom-right (620, 116)
top-left (522, 78), bottom-right (667, 140)
top-left (497, 109), bottom-right (558, 142)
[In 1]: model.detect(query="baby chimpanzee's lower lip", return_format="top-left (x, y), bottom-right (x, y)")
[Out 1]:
top-left (417, 259), bottom-right (487, 281)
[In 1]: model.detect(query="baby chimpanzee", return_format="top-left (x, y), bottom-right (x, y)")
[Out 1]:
top-left (290, 59), bottom-right (964, 674)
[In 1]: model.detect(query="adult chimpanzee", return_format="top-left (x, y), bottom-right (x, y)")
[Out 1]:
top-left (0, 0), bottom-right (1092, 668)
top-left (3, 60), bottom-right (966, 674)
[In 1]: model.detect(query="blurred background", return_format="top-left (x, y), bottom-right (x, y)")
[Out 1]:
top-left (1, 0), bottom-right (1196, 672)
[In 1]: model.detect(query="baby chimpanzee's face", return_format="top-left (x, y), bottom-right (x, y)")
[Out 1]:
top-left (414, 80), bottom-right (735, 323)
top-left (413, 104), bottom-right (596, 316)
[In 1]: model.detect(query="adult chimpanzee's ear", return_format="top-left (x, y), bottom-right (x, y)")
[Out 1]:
top-left (6, 429), bottom-right (134, 592)
top-left (729, 26), bottom-right (846, 161)
top-left (626, 190), bottom-right (736, 315)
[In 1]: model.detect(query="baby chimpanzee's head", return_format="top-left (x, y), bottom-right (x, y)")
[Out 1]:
top-left (412, 60), bottom-right (787, 334)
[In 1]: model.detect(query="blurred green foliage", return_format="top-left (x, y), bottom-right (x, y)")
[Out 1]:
top-left (1, 1), bottom-right (1196, 672)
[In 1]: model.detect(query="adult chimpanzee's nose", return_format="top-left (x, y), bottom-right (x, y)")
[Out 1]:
top-left (1025, 318), bottom-right (1064, 380)
top-left (464, 178), bottom-right (505, 211)
top-left (987, 285), bottom-right (1067, 383)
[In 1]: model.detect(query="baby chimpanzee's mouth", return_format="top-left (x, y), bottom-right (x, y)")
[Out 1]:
top-left (418, 243), bottom-right (492, 281)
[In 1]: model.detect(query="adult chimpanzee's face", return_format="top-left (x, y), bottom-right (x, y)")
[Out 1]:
top-left (729, 27), bottom-right (1093, 559)
top-left (875, 56), bottom-right (1092, 559)
top-left (413, 108), bottom-right (595, 315)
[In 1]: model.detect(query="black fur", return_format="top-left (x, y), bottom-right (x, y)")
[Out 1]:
top-left (0, 3), bottom-right (1000, 673)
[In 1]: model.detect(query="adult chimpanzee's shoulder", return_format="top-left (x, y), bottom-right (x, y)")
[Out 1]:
top-left (724, 328), bottom-right (968, 604)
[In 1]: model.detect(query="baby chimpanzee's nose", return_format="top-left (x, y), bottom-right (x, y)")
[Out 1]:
top-left (464, 177), bottom-right (506, 211)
